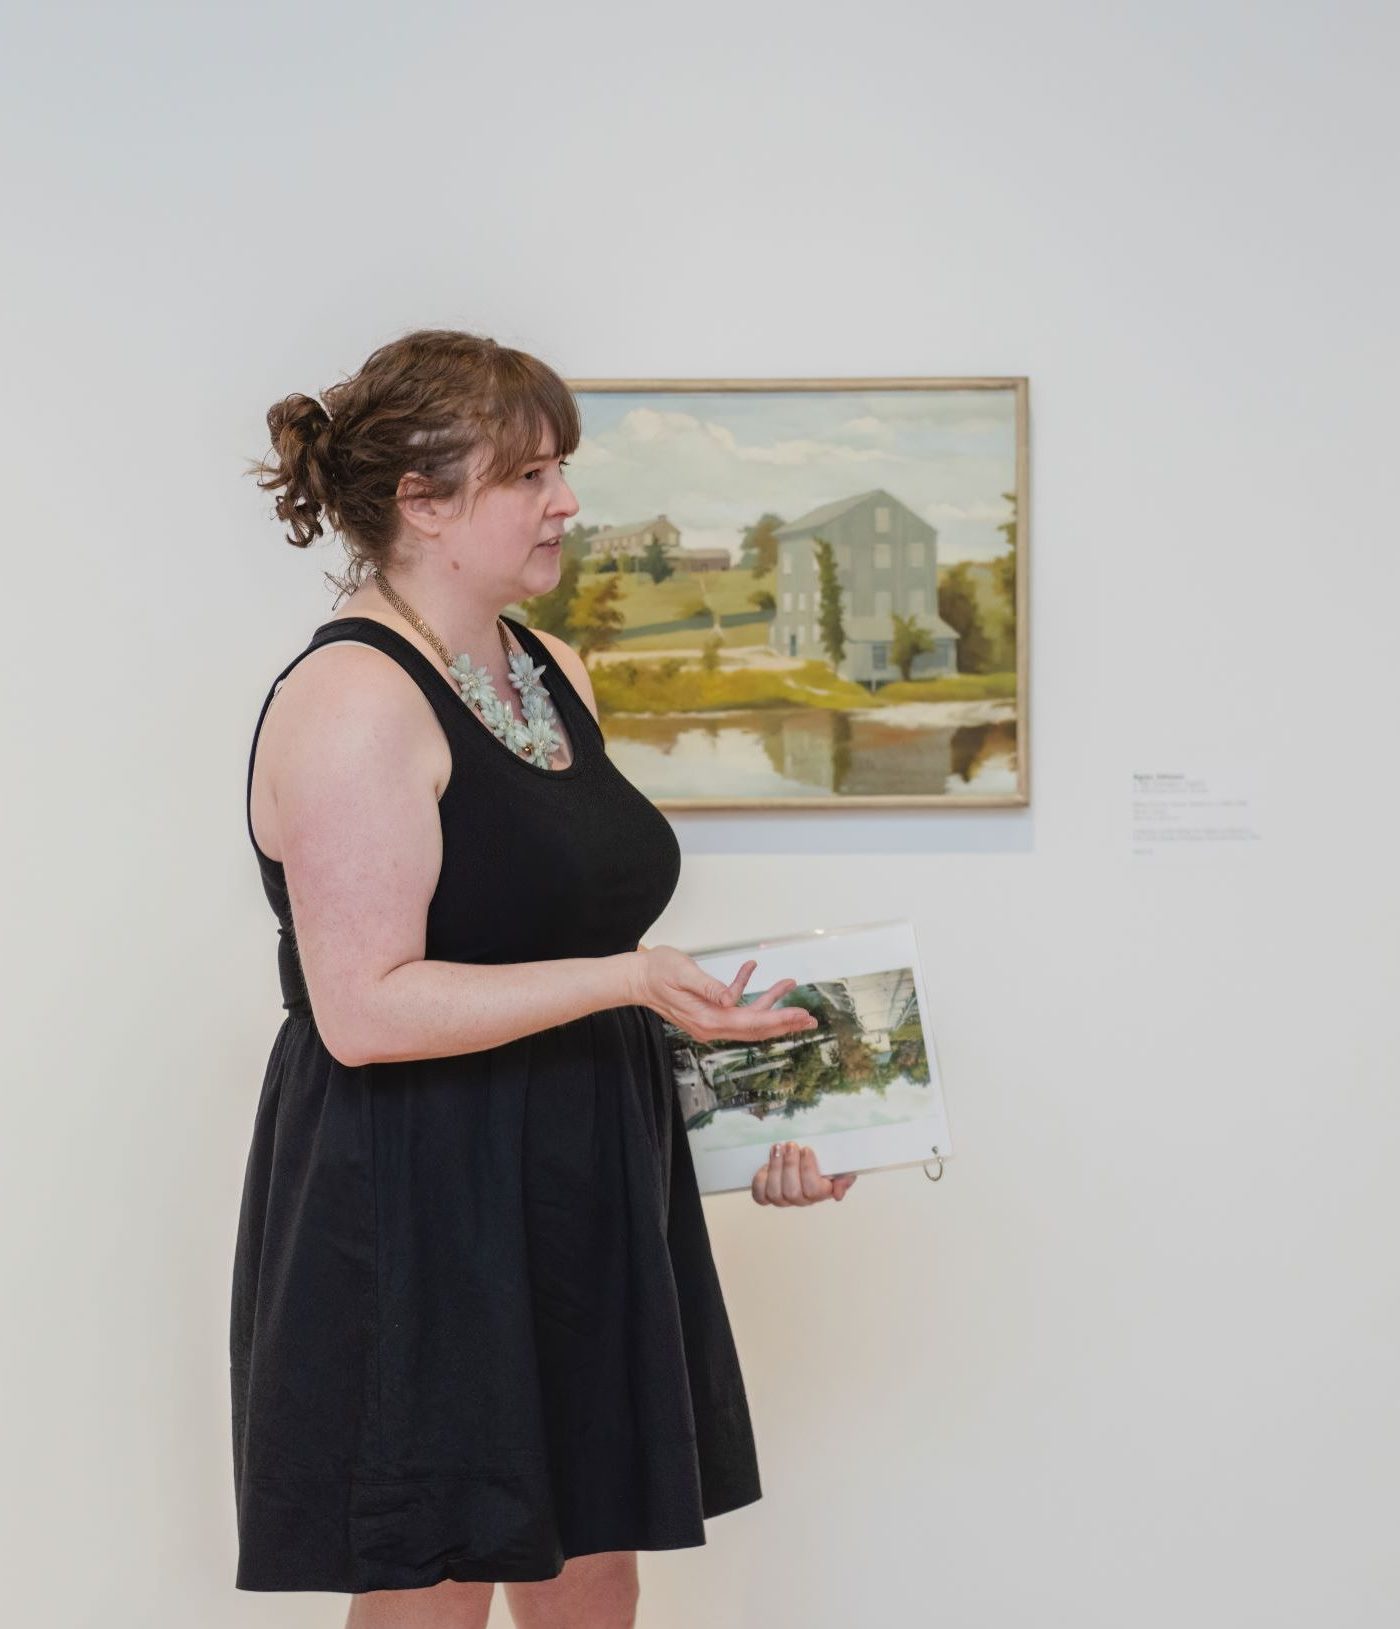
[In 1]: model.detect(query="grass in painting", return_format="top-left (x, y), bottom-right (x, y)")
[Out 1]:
top-left (590, 658), bottom-right (1016, 716)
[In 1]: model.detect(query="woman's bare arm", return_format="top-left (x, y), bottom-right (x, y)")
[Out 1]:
top-left (352, 951), bottom-right (638, 1065)
top-left (267, 643), bottom-right (640, 1068)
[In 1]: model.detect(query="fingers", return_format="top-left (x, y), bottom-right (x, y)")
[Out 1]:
top-left (680, 991), bottom-right (816, 1043)
top-left (671, 958), bottom-right (819, 1039)
top-left (734, 1003), bottom-right (814, 1037)
top-left (752, 1141), bottom-right (787, 1205)
top-left (726, 960), bottom-right (756, 998)
top-left (780, 1141), bottom-right (807, 1204)
top-left (717, 962), bottom-right (798, 1014)
top-left (751, 1142), bottom-right (848, 1206)
top-left (745, 976), bottom-right (797, 1011)
top-left (797, 1144), bottom-right (827, 1202)
top-left (702, 959), bottom-right (763, 1010)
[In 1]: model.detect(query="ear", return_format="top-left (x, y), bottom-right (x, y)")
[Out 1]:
top-left (394, 471), bottom-right (443, 536)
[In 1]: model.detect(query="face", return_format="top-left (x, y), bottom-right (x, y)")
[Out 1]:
top-left (450, 432), bottom-right (579, 601)
top-left (398, 429), bottom-right (580, 603)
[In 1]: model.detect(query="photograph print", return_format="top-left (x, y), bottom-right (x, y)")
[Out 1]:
top-left (661, 919), bottom-right (953, 1195)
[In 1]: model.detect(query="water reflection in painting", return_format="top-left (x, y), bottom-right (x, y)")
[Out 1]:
top-left (604, 707), bottom-right (1018, 798)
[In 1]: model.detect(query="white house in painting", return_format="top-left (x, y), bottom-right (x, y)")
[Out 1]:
top-left (587, 515), bottom-right (729, 573)
top-left (588, 513), bottom-right (680, 561)
top-left (668, 546), bottom-right (730, 573)
top-left (770, 489), bottom-right (961, 683)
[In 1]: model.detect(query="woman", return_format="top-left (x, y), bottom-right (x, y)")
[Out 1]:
top-left (233, 328), bottom-right (857, 1627)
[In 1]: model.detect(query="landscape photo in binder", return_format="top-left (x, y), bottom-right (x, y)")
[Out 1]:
top-left (663, 918), bottom-right (953, 1195)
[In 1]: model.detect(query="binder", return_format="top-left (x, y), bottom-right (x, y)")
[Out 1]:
top-left (666, 917), bottom-right (953, 1194)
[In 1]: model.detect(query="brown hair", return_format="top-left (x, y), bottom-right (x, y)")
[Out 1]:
top-left (248, 328), bottom-right (581, 602)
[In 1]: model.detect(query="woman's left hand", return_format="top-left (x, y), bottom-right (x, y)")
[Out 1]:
top-left (751, 1141), bottom-right (859, 1206)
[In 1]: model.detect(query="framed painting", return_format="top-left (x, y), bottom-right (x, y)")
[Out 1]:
top-left (514, 375), bottom-right (1028, 808)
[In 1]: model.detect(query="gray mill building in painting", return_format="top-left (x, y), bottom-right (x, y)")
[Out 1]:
top-left (770, 489), bottom-right (961, 685)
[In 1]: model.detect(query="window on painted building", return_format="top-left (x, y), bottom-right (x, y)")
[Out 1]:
top-left (908, 588), bottom-right (926, 614)
top-left (874, 541), bottom-right (891, 569)
top-left (875, 590), bottom-right (892, 616)
top-left (798, 591), bottom-right (806, 610)
top-left (781, 591), bottom-right (793, 611)
top-left (836, 545), bottom-right (850, 568)
top-left (872, 643), bottom-right (887, 668)
top-left (909, 540), bottom-right (925, 567)
top-left (782, 553), bottom-right (792, 574)
top-left (875, 506), bottom-right (890, 532)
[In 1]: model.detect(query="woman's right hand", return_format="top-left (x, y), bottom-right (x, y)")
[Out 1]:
top-left (627, 945), bottom-right (819, 1044)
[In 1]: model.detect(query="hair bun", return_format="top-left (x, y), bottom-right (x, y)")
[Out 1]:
top-left (267, 392), bottom-right (332, 449)
top-left (260, 392), bottom-right (337, 548)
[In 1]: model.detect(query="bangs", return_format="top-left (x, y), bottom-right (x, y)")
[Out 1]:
top-left (470, 350), bottom-right (582, 492)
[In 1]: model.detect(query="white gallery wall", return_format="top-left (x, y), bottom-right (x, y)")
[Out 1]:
top-left (3, 2), bottom-right (1396, 1625)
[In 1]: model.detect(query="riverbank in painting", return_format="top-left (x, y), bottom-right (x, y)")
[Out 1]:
top-left (584, 643), bottom-right (1017, 797)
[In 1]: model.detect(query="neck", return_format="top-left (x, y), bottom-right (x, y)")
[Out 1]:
top-left (361, 566), bottom-right (512, 666)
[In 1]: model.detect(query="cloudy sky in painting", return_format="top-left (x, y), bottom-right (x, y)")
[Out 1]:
top-left (571, 387), bottom-right (1018, 565)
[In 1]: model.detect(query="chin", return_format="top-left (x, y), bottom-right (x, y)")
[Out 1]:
top-left (523, 554), bottom-right (563, 587)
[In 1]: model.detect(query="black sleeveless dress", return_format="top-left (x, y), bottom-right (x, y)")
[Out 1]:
top-left (230, 614), bottom-right (762, 1593)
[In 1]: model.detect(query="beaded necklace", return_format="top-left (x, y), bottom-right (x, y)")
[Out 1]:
top-left (370, 568), bottom-right (567, 769)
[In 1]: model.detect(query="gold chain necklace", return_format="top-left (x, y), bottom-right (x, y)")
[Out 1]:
top-left (370, 567), bottom-right (567, 769)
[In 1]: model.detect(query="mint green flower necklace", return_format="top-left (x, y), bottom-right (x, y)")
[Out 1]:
top-left (371, 568), bottom-right (567, 769)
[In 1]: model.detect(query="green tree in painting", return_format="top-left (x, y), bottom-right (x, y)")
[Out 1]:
top-left (813, 536), bottom-right (847, 667)
top-left (740, 513), bottom-right (785, 576)
top-left (939, 562), bottom-right (995, 673)
top-left (890, 613), bottom-right (935, 680)
top-left (570, 573), bottom-right (627, 663)
top-left (640, 536), bottom-right (675, 584)
top-left (991, 487), bottom-right (1018, 668)
top-left (519, 552), bottom-right (582, 638)
top-left (992, 487), bottom-right (1017, 618)
top-left (700, 631), bottom-right (723, 671)
top-left (560, 521), bottom-right (598, 564)
top-left (749, 588), bottom-right (776, 613)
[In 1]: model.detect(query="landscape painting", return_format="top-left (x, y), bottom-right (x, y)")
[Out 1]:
top-left (513, 376), bottom-right (1028, 808)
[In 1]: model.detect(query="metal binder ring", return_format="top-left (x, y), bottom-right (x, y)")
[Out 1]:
top-left (923, 1145), bottom-right (945, 1181)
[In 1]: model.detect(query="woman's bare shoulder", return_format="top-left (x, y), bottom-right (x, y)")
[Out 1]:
top-left (269, 633), bottom-right (427, 721)
top-left (252, 637), bottom-right (453, 858)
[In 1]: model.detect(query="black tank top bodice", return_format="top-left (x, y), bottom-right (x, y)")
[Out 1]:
top-left (245, 614), bottom-right (682, 1018)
